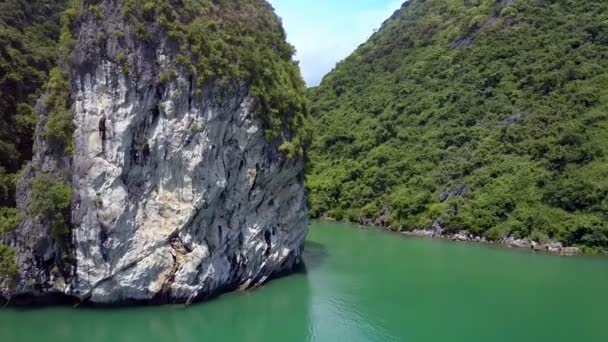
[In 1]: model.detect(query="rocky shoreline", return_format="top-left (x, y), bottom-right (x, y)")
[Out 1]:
top-left (400, 228), bottom-right (582, 256)
top-left (343, 216), bottom-right (584, 256)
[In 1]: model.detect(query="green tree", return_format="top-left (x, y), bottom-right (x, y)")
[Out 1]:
top-left (29, 174), bottom-right (71, 243)
top-left (307, 0), bottom-right (608, 250)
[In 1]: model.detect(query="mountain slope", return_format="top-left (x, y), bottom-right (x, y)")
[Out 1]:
top-left (307, 0), bottom-right (608, 251)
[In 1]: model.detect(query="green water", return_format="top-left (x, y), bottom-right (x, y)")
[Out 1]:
top-left (1, 221), bottom-right (608, 341)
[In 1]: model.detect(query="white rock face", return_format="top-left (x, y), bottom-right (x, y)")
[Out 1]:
top-left (66, 59), bottom-right (307, 304)
top-left (0, 3), bottom-right (308, 304)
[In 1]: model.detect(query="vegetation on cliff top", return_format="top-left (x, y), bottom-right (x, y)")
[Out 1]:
top-left (120, 0), bottom-right (310, 156)
top-left (307, 0), bottom-right (608, 251)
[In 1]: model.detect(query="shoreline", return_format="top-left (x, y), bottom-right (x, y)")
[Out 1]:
top-left (399, 229), bottom-right (583, 256)
top-left (319, 217), bottom-right (586, 256)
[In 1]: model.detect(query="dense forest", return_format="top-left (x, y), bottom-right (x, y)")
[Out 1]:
top-left (0, 0), bottom-right (67, 201)
top-left (307, 0), bottom-right (608, 252)
top-left (0, 0), bottom-right (68, 274)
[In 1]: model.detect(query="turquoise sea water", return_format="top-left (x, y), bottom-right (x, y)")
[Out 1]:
top-left (1, 221), bottom-right (607, 341)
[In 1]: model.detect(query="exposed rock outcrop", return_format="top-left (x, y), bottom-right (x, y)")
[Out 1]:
top-left (400, 220), bottom-right (582, 256)
top-left (1, 0), bottom-right (308, 305)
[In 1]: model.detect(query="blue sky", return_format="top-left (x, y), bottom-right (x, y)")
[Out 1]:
top-left (268, 0), bottom-right (404, 86)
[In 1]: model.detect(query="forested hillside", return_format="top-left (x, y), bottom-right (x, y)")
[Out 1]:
top-left (0, 0), bottom-right (67, 206)
top-left (0, 0), bottom-right (67, 274)
top-left (307, 0), bottom-right (608, 251)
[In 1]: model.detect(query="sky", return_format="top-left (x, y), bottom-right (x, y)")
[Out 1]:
top-left (268, 0), bottom-right (404, 87)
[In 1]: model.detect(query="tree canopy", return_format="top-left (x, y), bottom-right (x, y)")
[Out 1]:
top-left (307, 0), bottom-right (608, 252)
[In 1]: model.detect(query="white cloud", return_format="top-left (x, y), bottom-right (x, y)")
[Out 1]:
top-left (270, 1), bottom-right (404, 86)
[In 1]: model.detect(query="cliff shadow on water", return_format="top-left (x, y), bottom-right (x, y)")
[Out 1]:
top-left (301, 241), bottom-right (328, 272)
top-left (0, 259), bottom-right (315, 342)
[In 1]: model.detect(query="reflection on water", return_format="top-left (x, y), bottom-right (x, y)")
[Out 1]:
top-left (304, 238), bottom-right (398, 342)
top-left (302, 241), bottom-right (328, 271)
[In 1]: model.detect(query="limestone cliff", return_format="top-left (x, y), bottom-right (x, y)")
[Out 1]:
top-left (0, 0), bottom-right (308, 305)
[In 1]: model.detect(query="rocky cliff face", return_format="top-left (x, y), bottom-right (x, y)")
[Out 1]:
top-left (0, 0), bottom-right (308, 305)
